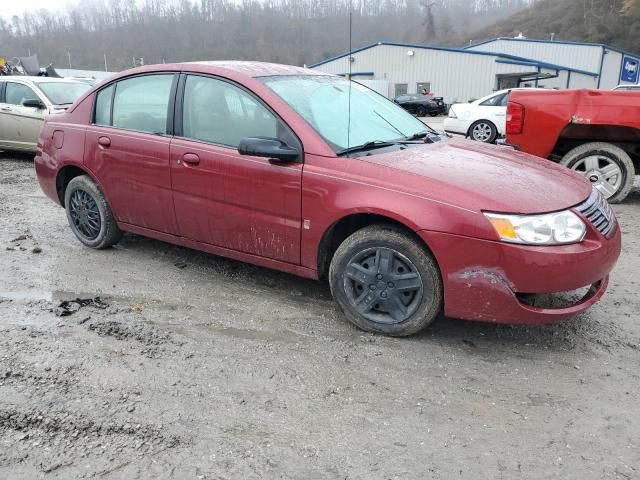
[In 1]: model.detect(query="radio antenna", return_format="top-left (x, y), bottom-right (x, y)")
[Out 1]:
top-left (347, 0), bottom-right (353, 152)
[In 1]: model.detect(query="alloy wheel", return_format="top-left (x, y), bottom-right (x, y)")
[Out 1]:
top-left (471, 122), bottom-right (493, 142)
top-left (69, 189), bottom-right (102, 240)
top-left (570, 155), bottom-right (623, 199)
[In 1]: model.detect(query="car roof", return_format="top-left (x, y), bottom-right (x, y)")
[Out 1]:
top-left (0, 76), bottom-right (87, 85)
top-left (94, 61), bottom-right (330, 85)
top-left (181, 61), bottom-right (328, 78)
top-left (472, 87), bottom-right (540, 104)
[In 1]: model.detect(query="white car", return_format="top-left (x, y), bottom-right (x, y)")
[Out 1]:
top-left (443, 89), bottom-right (511, 143)
top-left (612, 84), bottom-right (640, 91)
top-left (0, 76), bottom-right (90, 153)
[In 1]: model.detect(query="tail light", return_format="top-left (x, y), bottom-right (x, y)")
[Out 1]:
top-left (506, 101), bottom-right (524, 135)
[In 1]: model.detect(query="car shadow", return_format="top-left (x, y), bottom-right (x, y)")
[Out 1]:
top-left (116, 233), bottom-right (333, 300)
top-left (622, 184), bottom-right (640, 205)
top-left (113, 232), bottom-right (623, 354)
top-left (0, 150), bottom-right (36, 162)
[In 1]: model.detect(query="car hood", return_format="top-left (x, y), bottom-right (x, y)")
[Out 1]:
top-left (360, 137), bottom-right (591, 214)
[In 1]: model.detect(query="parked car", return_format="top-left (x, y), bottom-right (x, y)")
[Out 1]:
top-left (394, 93), bottom-right (444, 117)
top-left (0, 76), bottom-right (90, 153)
top-left (35, 62), bottom-right (621, 336)
top-left (67, 76), bottom-right (98, 86)
top-left (612, 84), bottom-right (640, 91)
top-left (506, 88), bottom-right (640, 203)
top-left (444, 89), bottom-right (511, 143)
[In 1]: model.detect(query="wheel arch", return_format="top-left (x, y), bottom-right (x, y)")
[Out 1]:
top-left (467, 118), bottom-right (497, 138)
top-left (316, 212), bottom-right (434, 280)
top-left (55, 164), bottom-right (101, 207)
top-left (550, 124), bottom-right (640, 170)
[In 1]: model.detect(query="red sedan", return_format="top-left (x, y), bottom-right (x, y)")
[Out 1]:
top-left (35, 62), bottom-right (621, 336)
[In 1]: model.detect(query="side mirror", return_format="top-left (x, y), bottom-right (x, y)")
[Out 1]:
top-left (23, 99), bottom-right (46, 109)
top-left (238, 137), bottom-right (299, 163)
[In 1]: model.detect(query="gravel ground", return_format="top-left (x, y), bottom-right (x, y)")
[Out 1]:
top-left (0, 152), bottom-right (639, 479)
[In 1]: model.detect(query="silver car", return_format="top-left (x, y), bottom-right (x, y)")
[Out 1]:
top-left (612, 84), bottom-right (640, 91)
top-left (0, 77), bottom-right (91, 153)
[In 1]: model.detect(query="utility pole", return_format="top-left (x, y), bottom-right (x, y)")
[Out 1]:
top-left (104, 53), bottom-right (108, 72)
top-left (67, 51), bottom-right (72, 69)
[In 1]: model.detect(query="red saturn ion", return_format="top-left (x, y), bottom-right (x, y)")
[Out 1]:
top-left (35, 62), bottom-right (621, 336)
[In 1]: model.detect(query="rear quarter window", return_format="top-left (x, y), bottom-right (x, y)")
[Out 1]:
top-left (94, 84), bottom-right (114, 126)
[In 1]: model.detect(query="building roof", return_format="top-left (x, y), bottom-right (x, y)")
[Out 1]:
top-left (307, 41), bottom-right (598, 76)
top-left (465, 36), bottom-right (640, 60)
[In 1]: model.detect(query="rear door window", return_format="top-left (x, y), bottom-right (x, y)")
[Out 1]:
top-left (480, 92), bottom-right (506, 107)
top-left (111, 74), bottom-right (174, 134)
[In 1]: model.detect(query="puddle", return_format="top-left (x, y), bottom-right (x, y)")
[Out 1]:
top-left (0, 290), bottom-right (102, 302)
top-left (0, 290), bottom-right (55, 302)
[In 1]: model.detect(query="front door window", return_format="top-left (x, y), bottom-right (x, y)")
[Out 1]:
top-left (5, 83), bottom-right (39, 106)
top-left (182, 75), bottom-right (285, 146)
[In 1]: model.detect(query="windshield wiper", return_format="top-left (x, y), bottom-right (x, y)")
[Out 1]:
top-left (404, 129), bottom-right (443, 143)
top-left (404, 130), bottom-right (430, 141)
top-left (337, 140), bottom-right (399, 156)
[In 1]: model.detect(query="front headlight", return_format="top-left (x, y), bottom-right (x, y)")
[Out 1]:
top-left (484, 210), bottom-right (586, 245)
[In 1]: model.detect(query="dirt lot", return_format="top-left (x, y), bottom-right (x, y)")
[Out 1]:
top-left (0, 153), bottom-right (639, 479)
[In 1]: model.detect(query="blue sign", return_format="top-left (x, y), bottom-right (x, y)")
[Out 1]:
top-left (620, 55), bottom-right (639, 84)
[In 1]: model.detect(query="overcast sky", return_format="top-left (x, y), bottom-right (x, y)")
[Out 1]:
top-left (3, 0), bottom-right (81, 19)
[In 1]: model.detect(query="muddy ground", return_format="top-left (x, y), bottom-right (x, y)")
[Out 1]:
top-left (0, 153), bottom-right (639, 480)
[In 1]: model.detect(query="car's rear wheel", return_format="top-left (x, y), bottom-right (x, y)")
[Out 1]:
top-left (469, 120), bottom-right (497, 143)
top-left (560, 142), bottom-right (635, 204)
top-left (416, 106), bottom-right (427, 117)
top-left (64, 175), bottom-right (123, 249)
top-left (329, 225), bottom-right (443, 336)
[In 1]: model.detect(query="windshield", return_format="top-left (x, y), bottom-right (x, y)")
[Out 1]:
top-left (260, 75), bottom-right (431, 153)
top-left (36, 82), bottom-right (91, 105)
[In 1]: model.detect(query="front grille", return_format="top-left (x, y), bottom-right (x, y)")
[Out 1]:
top-left (575, 189), bottom-right (617, 238)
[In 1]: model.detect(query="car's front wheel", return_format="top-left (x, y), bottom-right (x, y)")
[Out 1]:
top-left (469, 120), bottom-right (497, 143)
top-left (560, 142), bottom-right (635, 204)
top-left (329, 225), bottom-right (443, 336)
top-left (64, 175), bottom-right (123, 249)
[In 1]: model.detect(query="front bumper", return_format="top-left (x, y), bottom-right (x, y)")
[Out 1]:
top-left (418, 224), bottom-right (621, 324)
top-left (442, 117), bottom-right (469, 136)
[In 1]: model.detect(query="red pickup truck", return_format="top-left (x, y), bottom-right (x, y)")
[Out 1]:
top-left (506, 89), bottom-right (640, 203)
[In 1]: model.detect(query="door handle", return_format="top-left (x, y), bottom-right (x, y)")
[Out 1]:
top-left (182, 153), bottom-right (200, 165)
top-left (98, 136), bottom-right (111, 147)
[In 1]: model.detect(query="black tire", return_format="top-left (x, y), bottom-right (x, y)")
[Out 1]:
top-left (64, 175), bottom-right (122, 249)
top-left (329, 225), bottom-right (443, 337)
top-left (468, 120), bottom-right (498, 143)
top-left (560, 142), bottom-right (635, 204)
top-left (416, 106), bottom-right (427, 117)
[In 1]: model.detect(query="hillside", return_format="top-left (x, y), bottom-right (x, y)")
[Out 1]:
top-left (0, 0), bottom-right (532, 71)
top-left (469, 0), bottom-right (640, 53)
